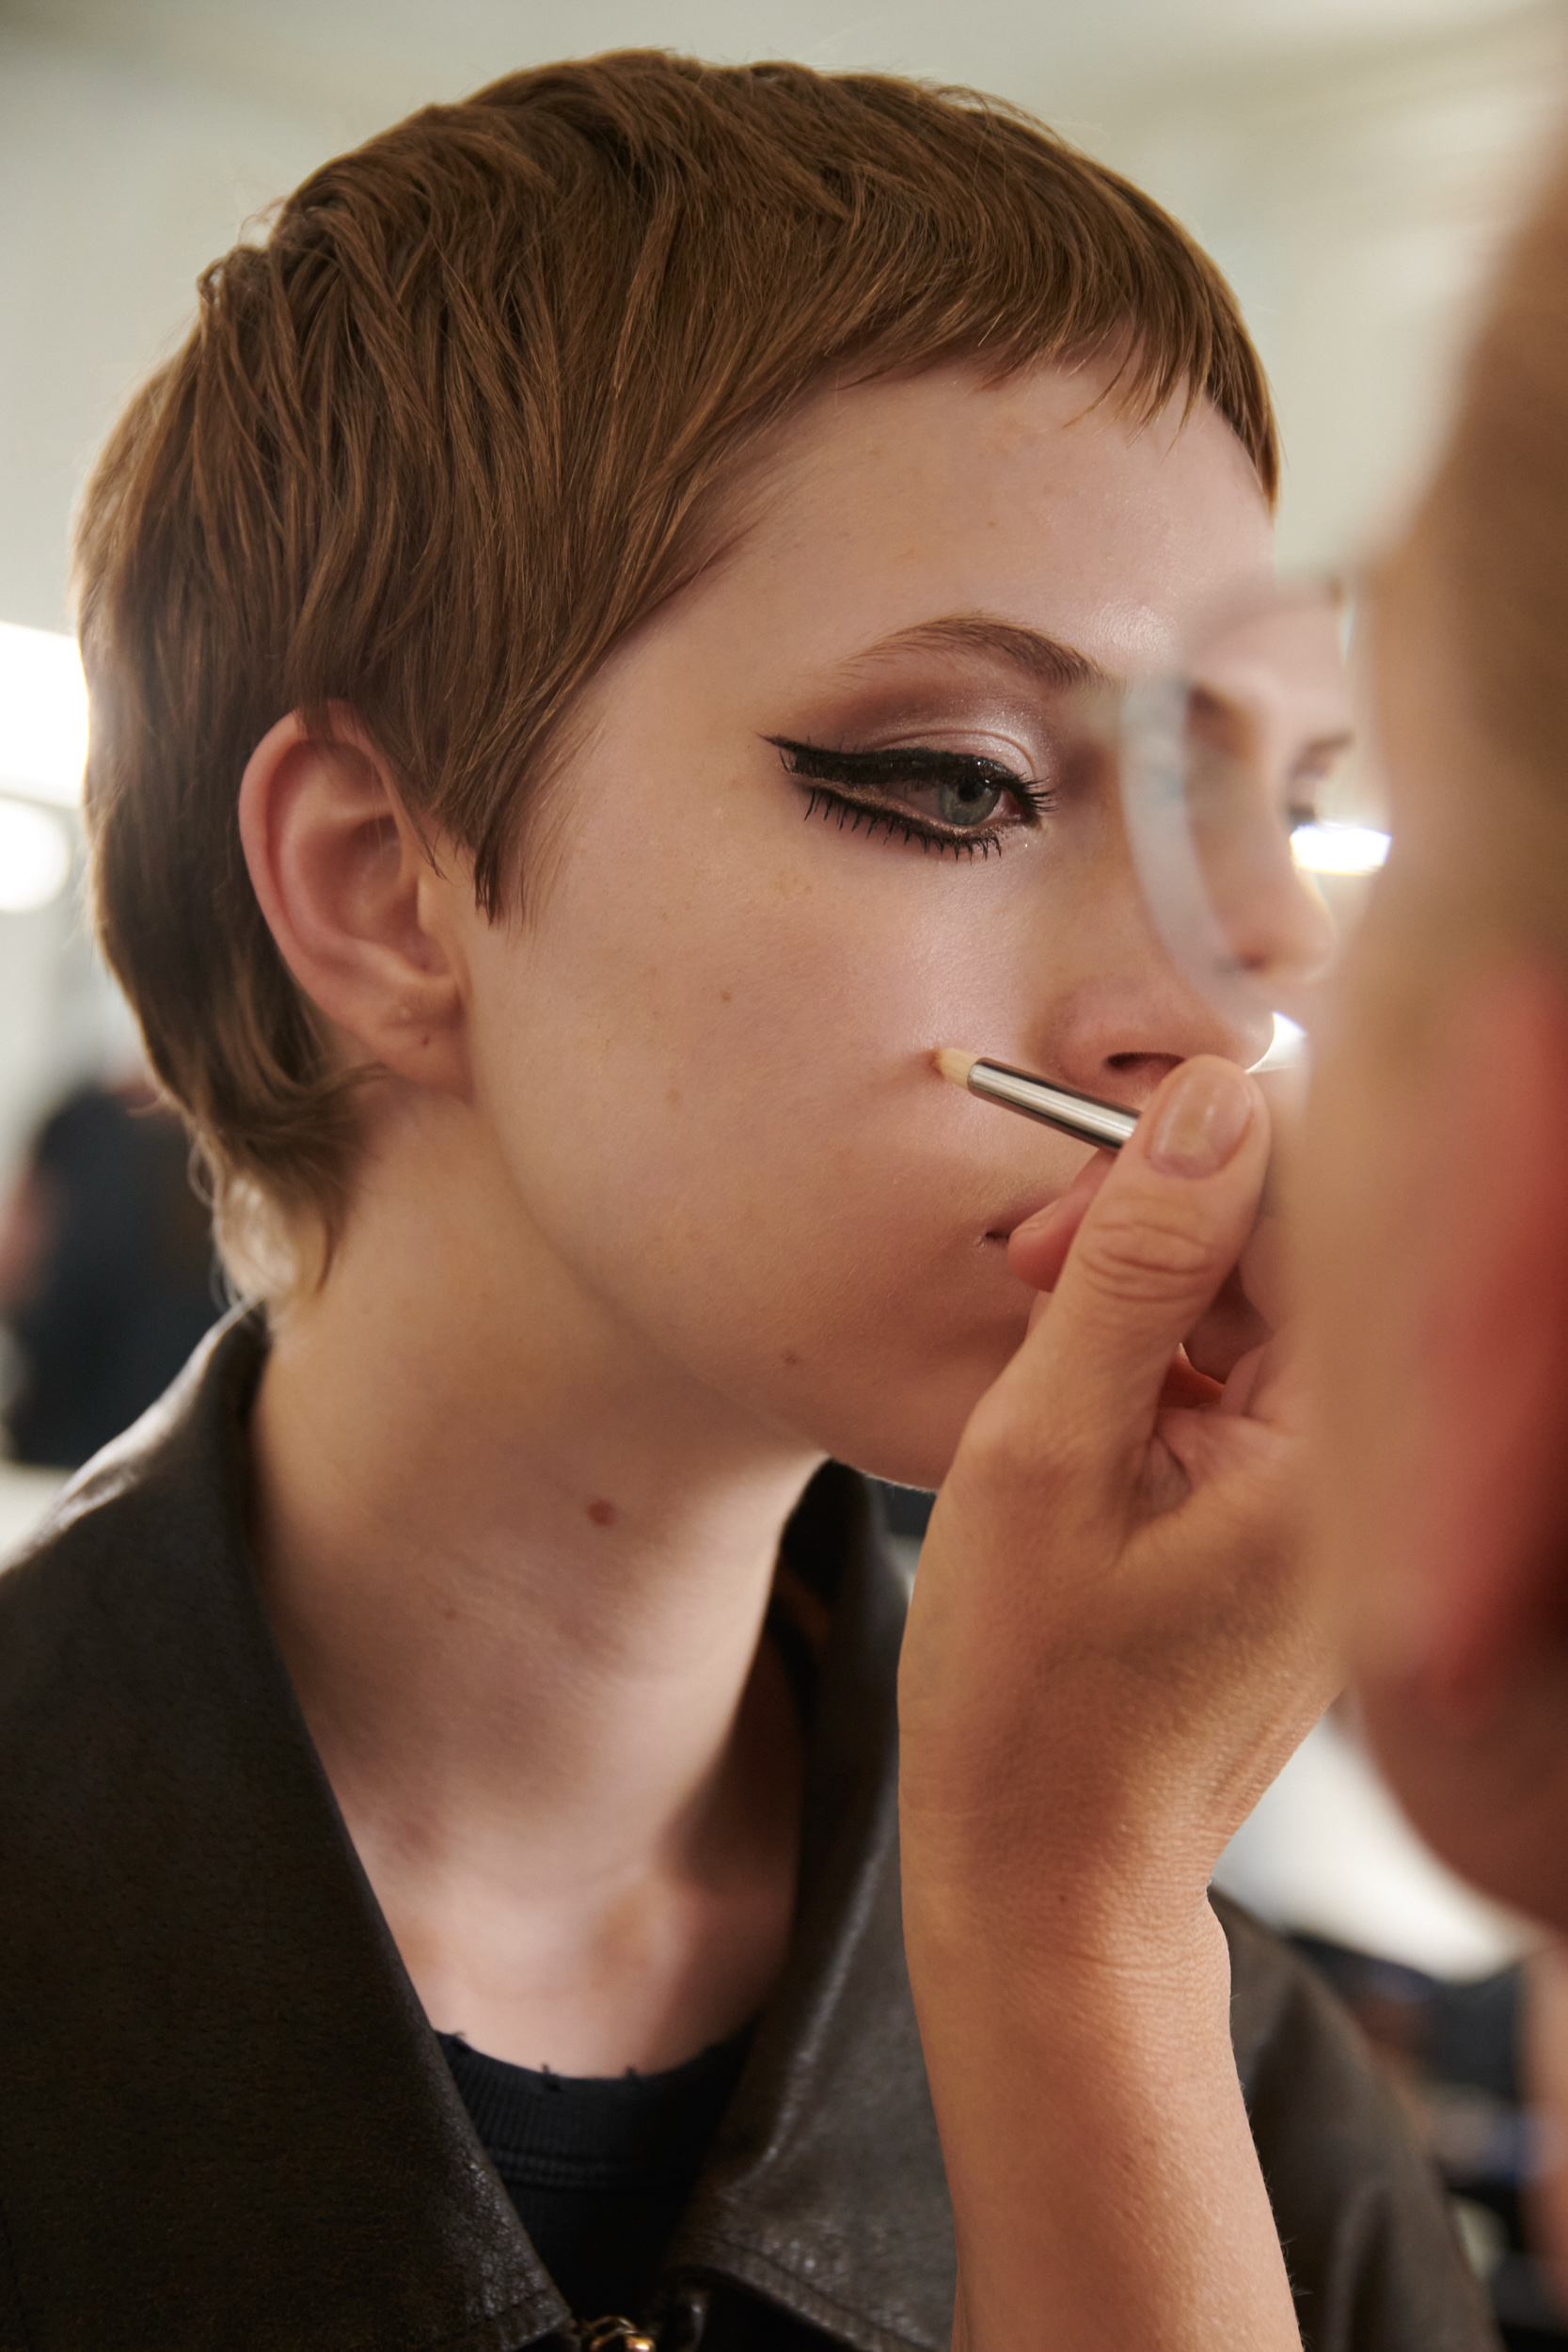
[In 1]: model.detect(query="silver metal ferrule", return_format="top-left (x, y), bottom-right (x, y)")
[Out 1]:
top-left (965, 1060), bottom-right (1139, 1152)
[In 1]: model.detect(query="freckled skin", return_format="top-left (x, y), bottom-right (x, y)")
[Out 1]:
top-left (449, 360), bottom-right (1272, 1487)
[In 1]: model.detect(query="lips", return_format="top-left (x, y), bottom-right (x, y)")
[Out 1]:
top-left (982, 1193), bottom-right (1061, 1244)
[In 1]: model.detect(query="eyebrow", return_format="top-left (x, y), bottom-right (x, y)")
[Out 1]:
top-left (834, 612), bottom-right (1114, 693)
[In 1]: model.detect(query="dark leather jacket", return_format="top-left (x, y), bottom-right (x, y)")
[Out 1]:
top-left (0, 1316), bottom-right (1496, 2352)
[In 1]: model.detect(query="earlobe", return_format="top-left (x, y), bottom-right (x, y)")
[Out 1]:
top-left (1396, 963), bottom-right (1568, 1719)
top-left (237, 707), bottom-right (470, 1098)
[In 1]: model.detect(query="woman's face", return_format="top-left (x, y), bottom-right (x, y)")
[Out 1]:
top-left (454, 360), bottom-right (1275, 1486)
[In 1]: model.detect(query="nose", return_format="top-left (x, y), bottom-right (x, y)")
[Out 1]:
top-left (1023, 842), bottom-right (1273, 1110)
top-left (1212, 827), bottom-right (1338, 1024)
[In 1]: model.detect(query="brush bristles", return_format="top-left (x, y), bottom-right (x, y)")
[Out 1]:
top-left (934, 1047), bottom-right (980, 1090)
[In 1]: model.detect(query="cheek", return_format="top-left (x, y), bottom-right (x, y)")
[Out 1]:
top-left (456, 818), bottom-right (1051, 1453)
top-left (484, 799), bottom-right (1023, 1152)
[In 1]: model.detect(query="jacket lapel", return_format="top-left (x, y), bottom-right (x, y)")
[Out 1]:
top-left (666, 1468), bottom-right (956, 2352)
top-left (0, 1314), bottom-right (563, 2352)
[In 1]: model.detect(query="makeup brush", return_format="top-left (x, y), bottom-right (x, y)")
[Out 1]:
top-left (934, 1049), bottom-right (1139, 1152)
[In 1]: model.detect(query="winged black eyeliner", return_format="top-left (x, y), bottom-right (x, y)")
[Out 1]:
top-left (764, 735), bottom-right (1049, 826)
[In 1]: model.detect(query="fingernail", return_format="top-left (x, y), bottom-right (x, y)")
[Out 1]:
top-left (1146, 1061), bottom-right (1253, 1178)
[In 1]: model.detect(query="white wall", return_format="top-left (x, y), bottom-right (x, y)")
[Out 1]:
top-left (0, 28), bottom-right (353, 634)
top-left (1086, 4), bottom-right (1568, 570)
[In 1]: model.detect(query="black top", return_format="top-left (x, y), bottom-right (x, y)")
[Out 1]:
top-left (438, 2025), bottom-right (755, 2322)
top-left (0, 1311), bottom-right (1498, 2352)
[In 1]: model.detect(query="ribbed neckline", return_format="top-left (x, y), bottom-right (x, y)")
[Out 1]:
top-left (436, 2021), bottom-right (756, 2191)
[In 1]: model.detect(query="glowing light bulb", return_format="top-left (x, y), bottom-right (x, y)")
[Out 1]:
top-left (1291, 821), bottom-right (1390, 876)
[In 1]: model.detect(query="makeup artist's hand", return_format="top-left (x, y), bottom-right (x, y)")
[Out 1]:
top-left (901, 1053), bottom-right (1326, 1915)
top-left (1003, 1058), bottom-right (1304, 1397)
top-left (898, 1054), bottom-right (1329, 2352)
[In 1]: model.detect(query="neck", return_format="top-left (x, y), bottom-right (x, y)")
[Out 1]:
top-left (247, 1098), bottom-right (824, 2071)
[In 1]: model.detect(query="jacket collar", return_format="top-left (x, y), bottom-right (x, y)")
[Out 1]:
top-left (0, 1312), bottom-right (953, 2352)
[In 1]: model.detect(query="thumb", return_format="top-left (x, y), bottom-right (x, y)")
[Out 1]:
top-left (1006, 1057), bottom-right (1268, 1465)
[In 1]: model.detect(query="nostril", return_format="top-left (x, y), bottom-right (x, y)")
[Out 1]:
top-left (1103, 1052), bottom-right (1181, 1089)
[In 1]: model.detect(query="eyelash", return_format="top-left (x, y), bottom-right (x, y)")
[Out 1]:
top-left (768, 736), bottom-right (1054, 861)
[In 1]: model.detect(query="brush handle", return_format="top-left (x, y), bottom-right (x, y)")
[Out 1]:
top-left (965, 1059), bottom-right (1139, 1151)
top-left (966, 1059), bottom-right (1280, 1218)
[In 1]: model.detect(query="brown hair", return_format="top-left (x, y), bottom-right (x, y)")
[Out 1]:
top-left (74, 50), bottom-right (1278, 1291)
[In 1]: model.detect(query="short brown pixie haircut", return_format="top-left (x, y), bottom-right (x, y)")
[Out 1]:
top-left (74, 50), bottom-right (1278, 1291)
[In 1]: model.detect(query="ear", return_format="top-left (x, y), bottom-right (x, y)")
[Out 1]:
top-left (1397, 961), bottom-right (1568, 1718)
top-left (237, 708), bottom-right (469, 1098)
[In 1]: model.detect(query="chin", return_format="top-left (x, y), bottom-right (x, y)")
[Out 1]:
top-left (798, 1332), bottom-right (1022, 1492)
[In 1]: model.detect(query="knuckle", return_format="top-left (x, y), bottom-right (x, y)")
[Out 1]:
top-left (956, 1399), bottom-right (1036, 1490)
top-left (1077, 1189), bottom-right (1220, 1303)
top-left (957, 1386), bottom-right (1098, 1502)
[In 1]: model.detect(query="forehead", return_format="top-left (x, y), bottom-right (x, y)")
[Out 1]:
top-left (693, 358), bottom-right (1275, 682)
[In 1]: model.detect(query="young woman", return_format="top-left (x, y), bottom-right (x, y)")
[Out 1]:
top-left (0, 54), bottom-right (1487, 2352)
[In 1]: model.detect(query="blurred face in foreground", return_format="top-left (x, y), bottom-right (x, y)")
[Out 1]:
top-left (1301, 535), bottom-right (1568, 1934)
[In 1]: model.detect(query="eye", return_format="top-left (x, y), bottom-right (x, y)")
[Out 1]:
top-left (932, 774), bottom-right (1007, 829)
top-left (1283, 736), bottom-right (1354, 833)
top-left (766, 734), bottom-right (1052, 860)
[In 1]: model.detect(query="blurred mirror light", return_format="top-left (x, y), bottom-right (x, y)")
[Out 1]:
top-left (0, 621), bottom-right (88, 807)
top-left (0, 795), bottom-right (73, 913)
top-left (1291, 819), bottom-right (1391, 874)
top-left (1255, 1010), bottom-right (1309, 1070)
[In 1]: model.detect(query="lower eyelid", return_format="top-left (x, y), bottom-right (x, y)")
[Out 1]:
top-left (799, 785), bottom-right (1010, 857)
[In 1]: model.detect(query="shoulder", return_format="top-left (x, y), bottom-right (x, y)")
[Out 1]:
top-left (1214, 1892), bottom-right (1498, 2352)
top-left (0, 1310), bottom-right (264, 1742)
top-left (0, 1304), bottom-right (549, 2352)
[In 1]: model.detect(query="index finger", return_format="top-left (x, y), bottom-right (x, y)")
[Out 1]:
top-left (1000, 1057), bottom-right (1270, 1477)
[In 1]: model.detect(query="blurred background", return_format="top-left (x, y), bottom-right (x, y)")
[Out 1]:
top-left (3, 1), bottom-right (1567, 2337)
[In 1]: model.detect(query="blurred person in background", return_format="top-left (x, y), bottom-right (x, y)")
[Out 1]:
top-left (0, 1076), bottom-right (217, 1468)
top-left (1299, 128), bottom-right (1568, 2312)
top-left (0, 52), bottom-right (1491, 2352)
